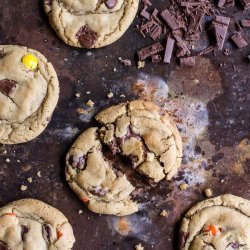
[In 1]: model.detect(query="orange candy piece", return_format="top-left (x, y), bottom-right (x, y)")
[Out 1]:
top-left (81, 197), bottom-right (89, 203)
top-left (204, 224), bottom-right (221, 236)
top-left (57, 230), bottom-right (63, 239)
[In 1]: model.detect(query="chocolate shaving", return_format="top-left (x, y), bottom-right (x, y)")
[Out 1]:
top-left (137, 42), bottom-right (164, 61)
top-left (140, 6), bottom-right (151, 20)
top-left (198, 45), bottom-right (217, 56)
top-left (0, 79), bottom-right (17, 97)
top-left (164, 37), bottom-right (175, 63)
top-left (76, 25), bottom-right (97, 48)
top-left (241, 19), bottom-right (250, 27)
top-left (151, 54), bottom-right (161, 64)
top-left (173, 34), bottom-right (191, 55)
top-left (231, 32), bottom-right (248, 48)
top-left (104, 0), bottom-right (117, 9)
top-left (118, 58), bottom-right (132, 66)
top-left (21, 225), bottom-right (29, 240)
top-left (240, 0), bottom-right (250, 10)
top-left (212, 15), bottom-right (230, 50)
top-left (180, 56), bottom-right (196, 67)
top-left (161, 9), bottom-right (180, 30)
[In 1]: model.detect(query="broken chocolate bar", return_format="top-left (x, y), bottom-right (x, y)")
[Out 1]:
top-left (161, 9), bottom-right (179, 30)
top-left (151, 54), bottom-right (161, 64)
top-left (218, 0), bottom-right (226, 8)
top-left (137, 42), bottom-right (164, 61)
top-left (173, 35), bottom-right (191, 55)
top-left (212, 16), bottom-right (230, 50)
top-left (231, 32), bottom-right (248, 48)
top-left (241, 19), bottom-right (250, 27)
top-left (180, 57), bottom-right (196, 67)
top-left (164, 37), bottom-right (175, 63)
top-left (240, 0), bottom-right (250, 10)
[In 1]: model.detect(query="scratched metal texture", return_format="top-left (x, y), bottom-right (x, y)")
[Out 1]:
top-left (0, 1), bottom-right (249, 250)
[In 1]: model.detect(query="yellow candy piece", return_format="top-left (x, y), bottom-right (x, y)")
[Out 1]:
top-left (22, 54), bottom-right (38, 71)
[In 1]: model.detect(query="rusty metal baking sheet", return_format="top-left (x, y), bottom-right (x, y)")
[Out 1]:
top-left (0, 1), bottom-right (249, 249)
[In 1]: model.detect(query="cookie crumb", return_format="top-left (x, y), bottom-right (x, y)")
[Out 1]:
top-left (86, 100), bottom-right (94, 107)
top-left (86, 91), bottom-right (91, 95)
top-left (135, 243), bottom-right (144, 250)
top-left (3, 150), bottom-right (7, 154)
top-left (5, 158), bottom-right (10, 163)
top-left (120, 94), bottom-right (126, 98)
top-left (17, 159), bottom-right (20, 163)
top-left (137, 61), bottom-right (145, 69)
top-left (204, 188), bottom-right (213, 198)
top-left (20, 185), bottom-right (28, 191)
top-left (113, 67), bottom-right (117, 72)
top-left (78, 209), bottom-right (83, 214)
top-left (37, 171), bottom-right (42, 178)
top-left (179, 183), bottom-right (188, 190)
top-left (75, 93), bottom-right (80, 98)
top-left (27, 177), bottom-right (33, 183)
top-left (160, 209), bottom-right (168, 217)
top-left (220, 179), bottom-right (225, 183)
top-left (107, 92), bottom-right (114, 99)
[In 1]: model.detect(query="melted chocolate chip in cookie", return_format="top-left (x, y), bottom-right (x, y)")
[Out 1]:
top-left (69, 155), bottom-right (86, 170)
top-left (0, 241), bottom-right (10, 250)
top-left (44, 224), bottom-right (52, 242)
top-left (76, 25), bottom-right (98, 48)
top-left (105, 0), bottom-right (117, 9)
top-left (0, 79), bottom-right (17, 96)
top-left (21, 225), bottom-right (29, 240)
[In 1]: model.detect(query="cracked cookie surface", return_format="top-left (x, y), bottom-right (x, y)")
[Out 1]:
top-left (66, 100), bottom-right (182, 216)
top-left (43, 0), bottom-right (139, 48)
top-left (179, 194), bottom-right (250, 250)
top-left (0, 45), bottom-right (59, 144)
top-left (0, 199), bottom-right (75, 250)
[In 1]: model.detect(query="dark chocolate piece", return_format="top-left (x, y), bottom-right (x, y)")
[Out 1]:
top-left (69, 155), bottom-right (86, 170)
top-left (151, 54), bottom-right (161, 64)
top-left (137, 42), bottom-right (164, 61)
top-left (161, 9), bottom-right (179, 30)
top-left (164, 37), bottom-right (175, 63)
top-left (142, 0), bottom-right (152, 6)
top-left (104, 0), bottom-right (117, 9)
top-left (21, 225), bottom-right (29, 240)
top-left (188, 9), bottom-right (204, 34)
top-left (241, 19), bottom-right (250, 27)
top-left (227, 242), bottom-right (245, 249)
top-left (0, 79), bottom-right (17, 97)
top-left (118, 58), bottom-right (132, 66)
top-left (180, 56), bottom-right (196, 67)
top-left (173, 35), bottom-right (191, 55)
top-left (0, 241), bottom-right (10, 250)
top-left (198, 45), bottom-right (217, 56)
top-left (140, 6), bottom-right (151, 20)
top-left (91, 186), bottom-right (108, 196)
top-left (231, 32), bottom-right (248, 48)
top-left (240, 0), bottom-right (250, 10)
top-left (76, 25), bottom-right (97, 48)
top-left (212, 16), bottom-right (230, 50)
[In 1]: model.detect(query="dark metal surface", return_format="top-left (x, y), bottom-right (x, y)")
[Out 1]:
top-left (0, 1), bottom-right (249, 250)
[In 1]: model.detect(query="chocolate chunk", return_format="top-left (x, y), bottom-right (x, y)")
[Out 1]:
top-left (212, 16), bottom-right (230, 50)
top-left (164, 37), bottom-right (175, 63)
top-left (188, 9), bottom-right (204, 34)
top-left (241, 19), bottom-right (250, 27)
top-left (91, 186), bottom-right (108, 196)
top-left (228, 242), bottom-right (244, 249)
top-left (240, 0), bottom-right (250, 10)
top-left (0, 79), bottom-right (17, 96)
top-left (161, 9), bottom-right (179, 30)
top-left (140, 6), bottom-right (151, 20)
top-left (0, 241), bottom-right (10, 250)
top-left (198, 45), bottom-right (217, 56)
top-left (218, 0), bottom-right (226, 8)
top-left (176, 48), bottom-right (186, 58)
top-left (118, 58), bottom-right (132, 66)
top-left (76, 25), bottom-right (97, 48)
top-left (142, 0), bottom-right (152, 6)
top-left (151, 54), bottom-right (161, 64)
top-left (69, 155), bottom-right (86, 169)
top-left (137, 42), bottom-right (164, 61)
top-left (179, 231), bottom-right (189, 248)
top-left (231, 32), bottom-right (248, 48)
top-left (180, 57), bottom-right (196, 67)
top-left (21, 225), bottom-right (29, 240)
top-left (44, 224), bottom-right (52, 242)
top-left (104, 0), bottom-right (117, 9)
top-left (173, 35), bottom-right (191, 55)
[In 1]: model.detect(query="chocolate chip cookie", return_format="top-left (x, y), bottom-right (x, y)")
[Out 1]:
top-left (43, 0), bottom-right (139, 48)
top-left (179, 194), bottom-right (250, 250)
top-left (66, 100), bottom-right (182, 216)
top-left (0, 199), bottom-right (75, 249)
top-left (0, 45), bottom-right (59, 144)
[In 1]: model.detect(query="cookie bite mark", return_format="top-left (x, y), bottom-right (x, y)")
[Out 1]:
top-left (105, 0), bottom-right (117, 9)
top-left (0, 79), bottom-right (17, 97)
top-left (76, 25), bottom-right (98, 48)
